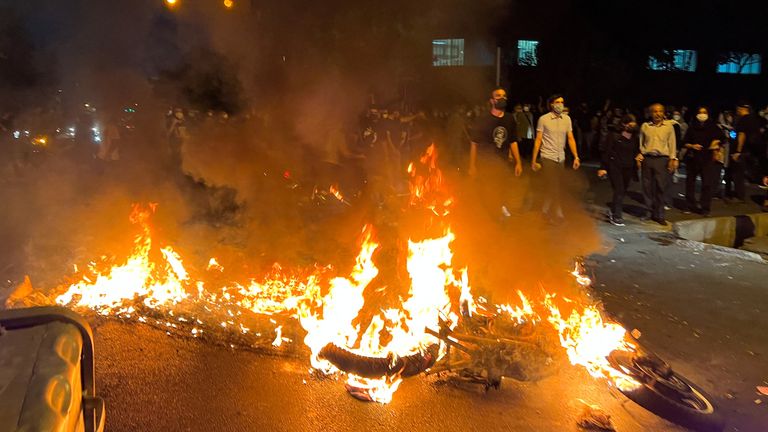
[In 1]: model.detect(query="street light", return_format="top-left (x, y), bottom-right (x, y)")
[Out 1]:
top-left (165, 0), bottom-right (179, 8)
top-left (223, 0), bottom-right (234, 9)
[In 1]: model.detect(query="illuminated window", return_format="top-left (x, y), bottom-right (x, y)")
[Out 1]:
top-left (648, 49), bottom-right (697, 72)
top-left (717, 53), bottom-right (761, 74)
top-left (432, 39), bottom-right (465, 67)
top-left (517, 40), bottom-right (539, 66)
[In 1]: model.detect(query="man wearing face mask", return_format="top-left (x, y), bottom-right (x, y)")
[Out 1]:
top-left (682, 107), bottom-right (721, 216)
top-left (597, 114), bottom-right (640, 226)
top-left (531, 94), bottom-right (580, 223)
top-left (468, 87), bottom-right (523, 220)
top-left (672, 110), bottom-right (688, 142)
top-left (636, 103), bottom-right (678, 225)
top-left (468, 87), bottom-right (522, 177)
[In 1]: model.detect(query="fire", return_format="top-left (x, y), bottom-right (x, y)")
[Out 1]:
top-left (497, 290), bottom-right (538, 324)
top-left (223, 0), bottom-right (234, 9)
top-left (22, 143), bottom-right (643, 404)
top-left (55, 203), bottom-right (189, 315)
top-left (294, 226), bottom-right (464, 403)
top-left (545, 297), bottom-right (640, 391)
top-left (329, 184), bottom-right (343, 201)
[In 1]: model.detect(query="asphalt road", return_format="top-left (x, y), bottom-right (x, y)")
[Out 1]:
top-left (590, 228), bottom-right (768, 432)
top-left (93, 320), bottom-right (688, 432)
top-left (88, 221), bottom-right (768, 432)
top-left (3, 160), bottom-right (767, 431)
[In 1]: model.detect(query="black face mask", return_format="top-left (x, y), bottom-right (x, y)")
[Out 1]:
top-left (494, 98), bottom-right (508, 110)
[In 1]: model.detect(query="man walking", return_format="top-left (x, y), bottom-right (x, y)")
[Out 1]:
top-left (468, 87), bottom-right (523, 219)
top-left (531, 94), bottom-right (580, 223)
top-left (636, 103), bottom-right (678, 225)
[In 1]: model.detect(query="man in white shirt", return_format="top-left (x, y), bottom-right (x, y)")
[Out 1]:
top-left (531, 94), bottom-right (580, 222)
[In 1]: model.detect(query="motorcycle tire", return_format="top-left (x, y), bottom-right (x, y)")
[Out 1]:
top-left (318, 343), bottom-right (439, 379)
top-left (610, 351), bottom-right (725, 432)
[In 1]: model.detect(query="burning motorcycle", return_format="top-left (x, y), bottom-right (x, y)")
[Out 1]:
top-left (318, 293), bottom-right (725, 432)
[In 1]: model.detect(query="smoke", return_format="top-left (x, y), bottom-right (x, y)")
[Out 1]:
top-left (0, 0), bottom-right (603, 310)
top-left (448, 154), bottom-right (602, 306)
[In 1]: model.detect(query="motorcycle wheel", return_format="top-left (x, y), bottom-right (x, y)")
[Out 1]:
top-left (609, 351), bottom-right (724, 432)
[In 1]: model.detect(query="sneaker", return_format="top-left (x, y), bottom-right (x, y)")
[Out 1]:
top-left (609, 216), bottom-right (625, 226)
top-left (663, 205), bottom-right (672, 211)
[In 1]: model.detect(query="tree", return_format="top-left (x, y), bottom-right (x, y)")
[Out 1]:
top-left (716, 52), bottom-right (761, 74)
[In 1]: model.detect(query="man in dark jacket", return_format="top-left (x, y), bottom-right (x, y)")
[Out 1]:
top-left (727, 102), bottom-right (762, 202)
top-left (682, 107), bottom-right (722, 216)
top-left (597, 114), bottom-right (640, 226)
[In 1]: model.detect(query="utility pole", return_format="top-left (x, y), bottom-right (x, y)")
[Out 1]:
top-left (495, 46), bottom-right (501, 86)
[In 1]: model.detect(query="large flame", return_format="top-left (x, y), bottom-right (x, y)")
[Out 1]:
top-left (34, 144), bottom-right (642, 403)
top-left (55, 203), bottom-right (189, 315)
top-left (546, 298), bottom-right (640, 391)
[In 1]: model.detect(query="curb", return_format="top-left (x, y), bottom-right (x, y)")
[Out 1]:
top-left (672, 213), bottom-right (768, 251)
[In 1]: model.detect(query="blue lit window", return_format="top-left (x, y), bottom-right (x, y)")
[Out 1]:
top-left (517, 40), bottom-right (539, 66)
top-left (648, 49), bottom-right (697, 72)
top-left (717, 53), bottom-right (761, 75)
top-left (432, 39), bottom-right (464, 67)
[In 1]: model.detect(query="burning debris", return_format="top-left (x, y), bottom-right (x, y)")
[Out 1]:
top-left (7, 144), bottom-right (641, 404)
top-left (576, 400), bottom-right (616, 431)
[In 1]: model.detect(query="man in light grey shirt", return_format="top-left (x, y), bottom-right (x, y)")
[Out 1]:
top-left (636, 103), bottom-right (678, 224)
top-left (531, 94), bottom-right (580, 222)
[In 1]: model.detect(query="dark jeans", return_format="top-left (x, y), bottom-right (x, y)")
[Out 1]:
top-left (518, 138), bottom-right (534, 160)
top-left (685, 158), bottom-right (717, 212)
top-left (607, 165), bottom-right (633, 219)
top-left (541, 158), bottom-right (565, 217)
top-left (725, 155), bottom-right (746, 200)
top-left (642, 156), bottom-right (670, 219)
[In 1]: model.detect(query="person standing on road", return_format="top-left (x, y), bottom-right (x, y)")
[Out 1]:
top-left (512, 103), bottom-right (534, 160)
top-left (468, 87), bottom-right (523, 177)
top-left (636, 103), bottom-right (678, 225)
top-left (682, 107), bottom-right (722, 216)
top-left (531, 94), bottom-right (581, 223)
top-left (727, 102), bottom-right (763, 203)
top-left (468, 87), bottom-right (523, 218)
top-left (166, 108), bottom-right (188, 171)
top-left (597, 114), bottom-right (639, 226)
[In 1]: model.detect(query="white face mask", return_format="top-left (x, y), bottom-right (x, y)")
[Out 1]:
top-left (552, 103), bottom-right (564, 114)
top-left (696, 113), bottom-right (708, 122)
top-left (672, 114), bottom-right (681, 121)
top-left (523, 106), bottom-right (530, 112)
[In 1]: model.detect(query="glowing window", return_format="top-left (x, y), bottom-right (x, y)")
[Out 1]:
top-left (648, 49), bottom-right (697, 72)
top-left (432, 39), bottom-right (465, 67)
top-left (717, 53), bottom-right (761, 75)
top-left (517, 40), bottom-right (539, 66)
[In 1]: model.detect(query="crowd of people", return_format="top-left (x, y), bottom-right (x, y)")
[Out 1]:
top-left (3, 90), bottom-right (768, 226)
top-left (396, 92), bottom-right (768, 225)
